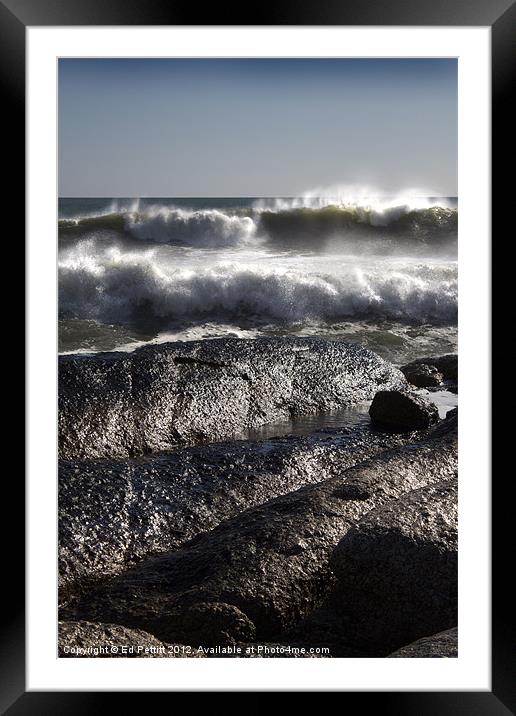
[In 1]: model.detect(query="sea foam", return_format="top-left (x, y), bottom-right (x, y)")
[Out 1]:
top-left (59, 244), bottom-right (457, 326)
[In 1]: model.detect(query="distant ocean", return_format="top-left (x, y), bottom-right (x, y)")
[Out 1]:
top-left (58, 196), bottom-right (458, 364)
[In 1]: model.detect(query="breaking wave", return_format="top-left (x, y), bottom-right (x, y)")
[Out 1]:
top-left (126, 208), bottom-right (257, 247)
top-left (59, 245), bottom-right (457, 326)
top-left (58, 201), bottom-right (457, 249)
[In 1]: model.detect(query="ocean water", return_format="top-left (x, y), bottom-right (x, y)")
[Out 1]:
top-left (58, 196), bottom-right (458, 364)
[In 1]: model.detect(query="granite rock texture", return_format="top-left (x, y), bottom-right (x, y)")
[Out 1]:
top-left (387, 627), bottom-right (458, 658)
top-left (59, 424), bottom-right (414, 603)
top-left (58, 620), bottom-right (204, 658)
top-left (59, 337), bottom-right (407, 460)
top-left (369, 389), bottom-right (439, 431)
top-left (325, 479), bottom-right (458, 653)
top-left (61, 412), bottom-right (457, 647)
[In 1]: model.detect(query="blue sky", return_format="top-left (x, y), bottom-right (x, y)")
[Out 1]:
top-left (58, 58), bottom-right (457, 197)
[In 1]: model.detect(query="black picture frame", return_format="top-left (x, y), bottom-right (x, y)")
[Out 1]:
top-left (5, 0), bottom-right (512, 710)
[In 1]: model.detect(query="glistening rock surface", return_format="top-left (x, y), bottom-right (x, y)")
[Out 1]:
top-left (58, 620), bottom-right (204, 658)
top-left (62, 412), bottom-right (457, 646)
top-left (387, 628), bottom-right (458, 658)
top-left (59, 423), bottom-right (414, 603)
top-left (369, 390), bottom-right (439, 430)
top-left (59, 337), bottom-right (406, 459)
top-left (327, 479), bottom-right (458, 653)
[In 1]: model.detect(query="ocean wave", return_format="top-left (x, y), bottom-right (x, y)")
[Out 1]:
top-left (59, 246), bottom-right (457, 326)
top-left (253, 190), bottom-right (456, 225)
top-left (58, 201), bottom-right (457, 249)
top-left (59, 207), bottom-right (257, 248)
top-left (256, 205), bottom-right (457, 244)
top-left (126, 207), bottom-right (257, 247)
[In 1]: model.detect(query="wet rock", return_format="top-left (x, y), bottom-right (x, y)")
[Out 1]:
top-left (59, 425), bottom-right (413, 603)
top-left (59, 337), bottom-right (406, 459)
top-left (430, 354), bottom-right (458, 381)
top-left (62, 412), bottom-right (457, 647)
top-left (58, 620), bottom-right (204, 658)
top-left (401, 363), bottom-right (444, 388)
top-left (388, 627), bottom-right (458, 658)
top-left (401, 355), bottom-right (457, 390)
top-left (369, 390), bottom-right (439, 430)
top-left (164, 603), bottom-right (256, 647)
top-left (327, 479), bottom-right (458, 653)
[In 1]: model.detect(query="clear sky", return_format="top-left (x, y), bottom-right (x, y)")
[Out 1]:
top-left (58, 58), bottom-right (457, 197)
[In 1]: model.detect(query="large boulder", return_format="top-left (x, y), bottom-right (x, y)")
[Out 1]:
top-left (59, 337), bottom-right (406, 459)
top-left (58, 620), bottom-right (204, 658)
top-left (369, 390), bottom-right (439, 430)
top-left (61, 412), bottom-right (457, 647)
top-left (327, 479), bottom-right (458, 653)
top-left (59, 423), bottom-right (412, 603)
top-left (388, 627), bottom-right (458, 658)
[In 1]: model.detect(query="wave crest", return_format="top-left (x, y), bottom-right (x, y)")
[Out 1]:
top-left (126, 207), bottom-right (257, 247)
top-left (58, 200), bottom-right (457, 249)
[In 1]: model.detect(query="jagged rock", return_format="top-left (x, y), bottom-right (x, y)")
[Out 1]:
top-left (327, 479), bottom-right (457, 653)
top-left (388, 627), bottom-right (458, 658)
top-left (59, 423), bottom-right (414, 603)
top-left (59, 337), bottom-right (406, 459)
top-left (58, 620), bottom-right (204, 658)
top-left (61, 412), bottom-right (457, 647)
top-left (369, 390), bottom-right (439, 430)
top-left (401, 363), bottom-right (444, 388)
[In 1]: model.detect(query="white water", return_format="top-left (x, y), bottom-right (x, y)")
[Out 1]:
top-left (58, 194), bottom-right (458, 356)
top-left (59, 241), bottom-right (457, 326)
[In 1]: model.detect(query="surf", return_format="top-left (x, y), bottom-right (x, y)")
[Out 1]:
top-left (58, 244), bottom-right (457, 327)
top-left (58, 200), bottom-right (457, 251)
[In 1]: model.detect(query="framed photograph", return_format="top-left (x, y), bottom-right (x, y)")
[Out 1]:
top-left (7, 0), bottom-right (510, 708)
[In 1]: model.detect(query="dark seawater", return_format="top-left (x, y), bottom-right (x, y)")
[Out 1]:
top-left (246, 388), bottom-right (458, 441)
top-left (58, 196), bottom-right (458, 365)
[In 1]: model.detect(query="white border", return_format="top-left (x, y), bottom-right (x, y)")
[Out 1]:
top-left (27, 26), bottom-right (491, 691)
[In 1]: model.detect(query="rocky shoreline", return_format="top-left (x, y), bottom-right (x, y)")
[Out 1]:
top-left (58, 337), bottom-right (458, 658)
top-left (58, 337), bottom-right (406, 460)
